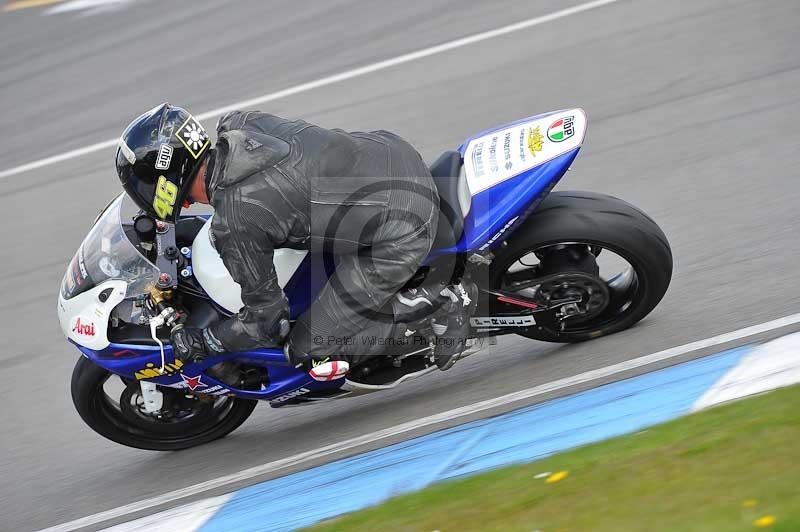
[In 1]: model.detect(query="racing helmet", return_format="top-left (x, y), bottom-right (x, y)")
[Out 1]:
top-left (115, 103), bottom-right (211, 222)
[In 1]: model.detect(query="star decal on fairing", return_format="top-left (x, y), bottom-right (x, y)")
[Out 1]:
top-left (181, 374), bottom-right (207, 391)
top-left (175, 116), bottom-right (210, 159)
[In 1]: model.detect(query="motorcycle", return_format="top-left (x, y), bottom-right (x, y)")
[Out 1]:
top-left (58, 109), bottom-right (672, 450)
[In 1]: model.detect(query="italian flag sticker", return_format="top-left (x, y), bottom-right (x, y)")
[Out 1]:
top-left (547, 116), bottom-right (575, 143)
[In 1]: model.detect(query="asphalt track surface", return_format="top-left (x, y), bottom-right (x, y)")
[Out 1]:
top-left (0, 0), bottom-right (798, 530)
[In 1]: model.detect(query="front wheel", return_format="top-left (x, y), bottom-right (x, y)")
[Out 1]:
top-left (490, 191), bottom-right (672, 343)
top-left (71, 357), bottom-right (257, 451)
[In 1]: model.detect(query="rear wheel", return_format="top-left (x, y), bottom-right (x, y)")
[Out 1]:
top-left (490, 191), bottom-right (672, 343)
top-left (71, 356), bottom-right (257, 451)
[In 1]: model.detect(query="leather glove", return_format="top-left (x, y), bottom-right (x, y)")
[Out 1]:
top-left (171, 325), bottom-right (226, 364)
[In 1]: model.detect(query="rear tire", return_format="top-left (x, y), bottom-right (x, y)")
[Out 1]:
top-left (71, 356), bottom-right (257, 451)
top-left (490, 191), bottom-right (672, 343)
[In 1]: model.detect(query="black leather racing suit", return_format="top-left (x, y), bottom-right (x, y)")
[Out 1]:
top-left (204, 111), bottom-right (439, 362)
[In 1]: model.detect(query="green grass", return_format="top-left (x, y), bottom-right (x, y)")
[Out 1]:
top-left (307, 385), bottom-right (800, 532)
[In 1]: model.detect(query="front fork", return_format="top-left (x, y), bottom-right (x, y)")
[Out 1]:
top-left (140, 285), bottom-right (183, 414)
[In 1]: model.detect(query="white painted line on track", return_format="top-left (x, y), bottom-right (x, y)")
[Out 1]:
top-left (97, 494), bottom-right (235, 532)
top-left (39, 312), bottom-right (800, 532)
top-left (45, 0), bottom-right (133, 15)
top-left (0, 0), bottom-right (624, 181)
top-left (692, 332), bottom-right (800, 411)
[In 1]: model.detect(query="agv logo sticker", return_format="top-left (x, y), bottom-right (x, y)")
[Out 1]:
top-left (155, 144), bottom-right (173, 170)
top-left (547, 116), bottom-right (575, 143)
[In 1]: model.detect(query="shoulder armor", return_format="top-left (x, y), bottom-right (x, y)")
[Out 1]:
top-left (214, 130), bottom-right (291, 187)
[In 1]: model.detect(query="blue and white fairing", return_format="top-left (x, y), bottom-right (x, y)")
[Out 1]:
top-left (438, 108), bottom-right (587, 255)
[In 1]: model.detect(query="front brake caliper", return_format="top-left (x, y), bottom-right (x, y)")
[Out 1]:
top-left (140, 381), bottom-right (164, 414)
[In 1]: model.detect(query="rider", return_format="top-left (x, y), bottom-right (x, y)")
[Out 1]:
top-left (115, 103), bottom-right (474, 380)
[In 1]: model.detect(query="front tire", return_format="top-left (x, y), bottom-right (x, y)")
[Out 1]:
top-left (490, 191), bottom-right (672, 343)
top-left (71, 356), bottom-right (257, 451)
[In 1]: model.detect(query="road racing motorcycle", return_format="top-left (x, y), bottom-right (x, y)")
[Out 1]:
top-left (59, 109), bottom-right (672, 450)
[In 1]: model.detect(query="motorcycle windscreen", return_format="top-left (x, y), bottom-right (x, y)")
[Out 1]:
top-left (60, 194), bottom-right (161, 300)
top-left (61, 246), bottom-right (94, 300)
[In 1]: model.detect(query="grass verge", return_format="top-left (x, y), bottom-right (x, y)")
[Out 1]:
top-left (308, 385), bottom-right (800, 532)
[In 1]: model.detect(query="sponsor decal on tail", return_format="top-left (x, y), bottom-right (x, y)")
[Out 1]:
top-left (547, 116), bottom-right (575, 142)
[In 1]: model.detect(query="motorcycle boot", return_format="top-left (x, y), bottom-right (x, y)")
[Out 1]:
top-left (283, 316), bottom-right (354, 383)
top-left (391, 283), bottom-right (451, 324)
top-left (433, 280), bottom-right (478, 371)
top-left (283, 340), bottom-right (351, 382)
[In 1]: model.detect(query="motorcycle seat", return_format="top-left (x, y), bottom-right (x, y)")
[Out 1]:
top-left (429, 150), bottom-right (471, 249)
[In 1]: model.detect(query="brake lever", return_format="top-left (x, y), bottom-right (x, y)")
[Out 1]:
top-left (149, 307), bottom-right (181, 374)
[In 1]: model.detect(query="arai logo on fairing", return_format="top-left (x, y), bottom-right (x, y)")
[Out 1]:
top-left (72, 317), bottom-right (96, 337)
top-left (547, 116), bottom-right (575, 143)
